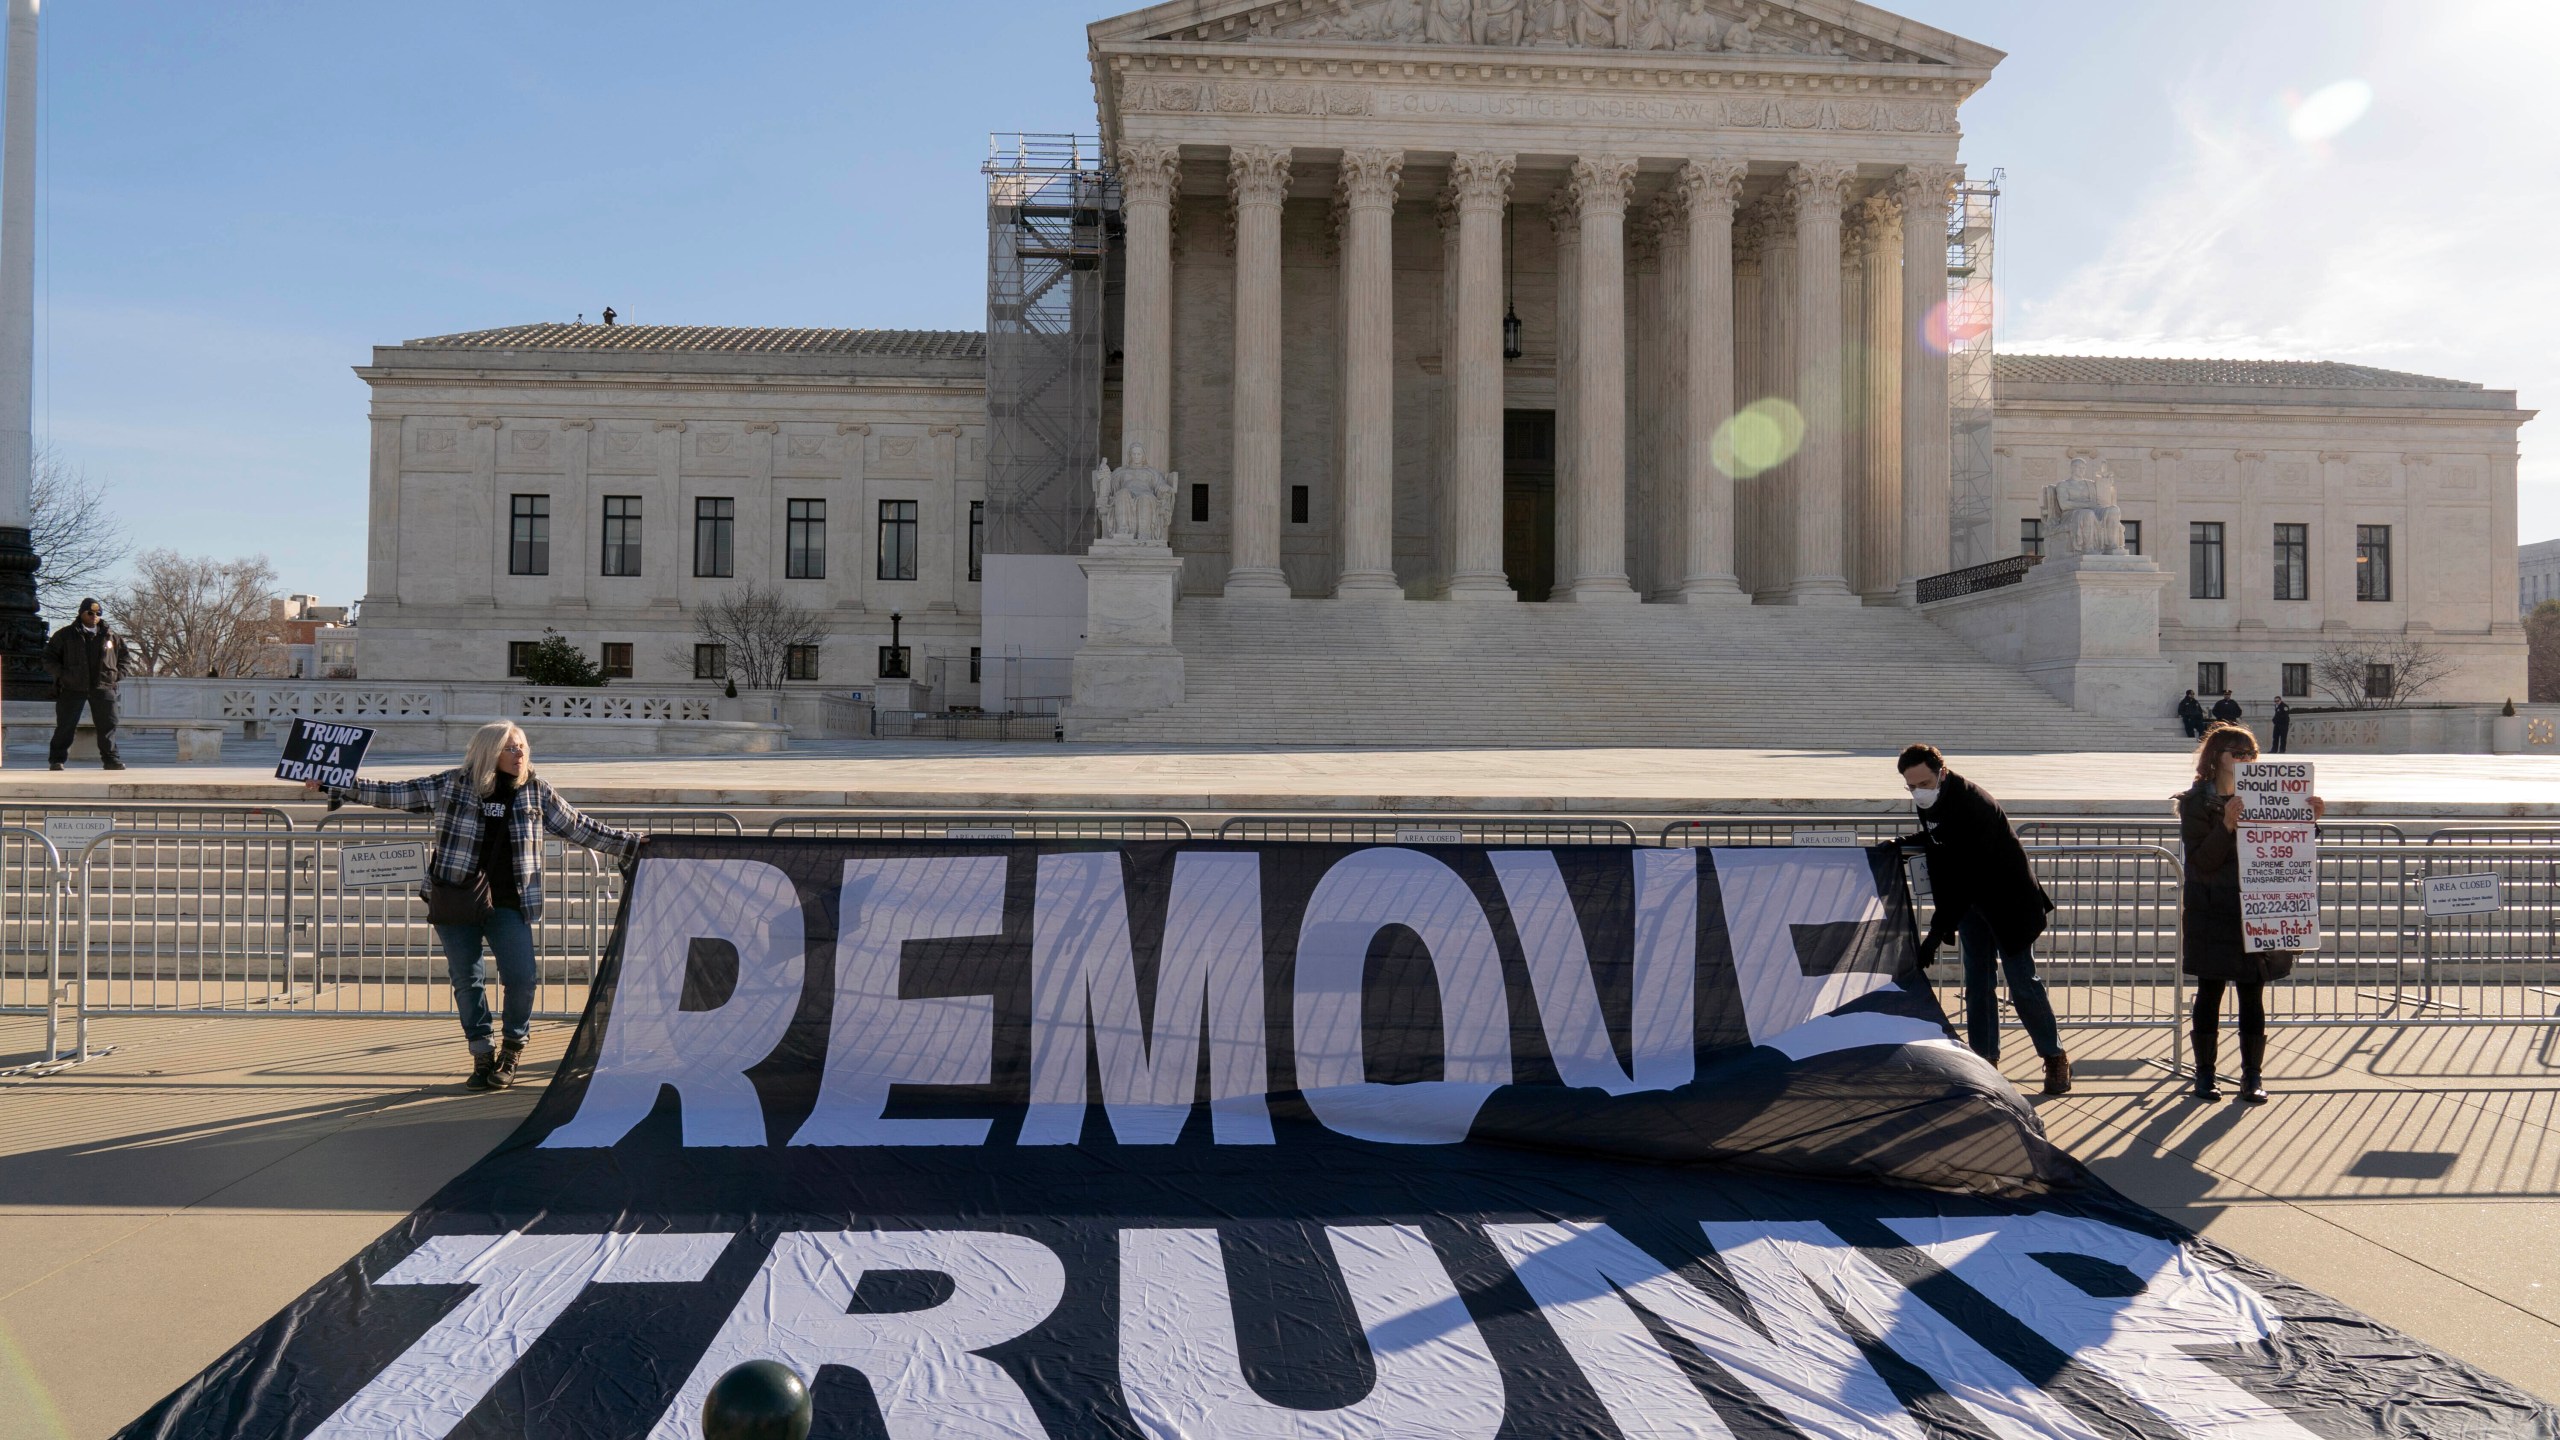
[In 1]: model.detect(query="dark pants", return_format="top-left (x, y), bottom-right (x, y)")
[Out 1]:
top-left (434, 907), bottom-right (538, 1052)
top-left (2181, 715), bottom-right (2202, 738)
top-left (48, 686), bottom-right (119, 765)
top-left (2271, 725), bottom-right (2290, 754)
top-left (1956, 909), bottom-right (2064, 1063)
top-left (2192, 978), bottom-right (2266, 1056)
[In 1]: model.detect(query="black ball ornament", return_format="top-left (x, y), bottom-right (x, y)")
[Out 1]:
top-left (700, 1359), bottom-right (812, 1440)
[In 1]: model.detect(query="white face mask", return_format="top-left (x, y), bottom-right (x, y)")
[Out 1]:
top-left (1910, 787), bottom-right (1942, 809)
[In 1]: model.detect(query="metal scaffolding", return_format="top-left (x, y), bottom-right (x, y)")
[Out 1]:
top-left (983, 134), bottom-right (1116, 557)
top-left (1945, 168), bottom-right (2002, 568)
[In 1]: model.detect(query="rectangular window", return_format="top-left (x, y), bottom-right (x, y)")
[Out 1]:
top-left (507, 641), bottom-right (537, 678)
top-left (509, 494), bottom-right (550, 576)
top-left (784, 643), bottom-right (820, 681)
top-left (601, 642), bottom-right (633, 680)
top-left (1290, 485), bottom-right (1310, 525)
top-left (2189, 522), bottom-right (2226, 599)
top-left (786, 499), bottom-right (826, 579)
top-left (2273, 523), bottom-right (2308, 601)
top-left (969, 646), bottom-right (983, 684)
top-left (694, 497), bottom-right (735, 578)
top-left (1190, 482), bottom-right (1209, 524)
top-left (968, 500), bottom-right (984, 582)
top-left (878, 499), bottom-right (918, 581)
top-left (2356, 524), bottom-right (2392, 601)
top-left (601, 496), bottom-right (643, 577)
top-left (2197, 661), bottom-right (2226, 696)
top-left (693, 643), bottom-right (728, 680)
top-left (2366, 663), bottom-right (2395, 700)
top-left (2281, 662), bottom-right (2308, 698)
top-left (2020, 518), bottom-right (2044, 560)
top-left (2121, 519), bottom-right (2141, 557)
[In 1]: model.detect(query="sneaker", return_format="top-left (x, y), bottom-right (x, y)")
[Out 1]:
top-left (464, 1052), bottom-right (500, 1090)
top-left (491, 1044), bottom-right (523, 1091)
top-left (101, 758), bottom-right (126, 771)
top-left (2041, 1053), bottom-right (2073, 1096)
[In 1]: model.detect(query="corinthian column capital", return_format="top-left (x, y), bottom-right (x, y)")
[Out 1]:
top-left (1787, 161), bottom-right (1859, 220)
top-left (1857, 191), bottom-right (1904, 251)
top-left (1116, 140), bottom-right (1183, 207)
top-left (1336, 147), bottom-right (1404, 211)
top-left (1446, 150), bottom-right (1515, 213)
top-left (1226, 144), bottom-right (1292, 209)
top-left (1567, 154), bottom-right (1638, 219)
top-left (1888, 162), bottom-right (1963, 213)
top-left (1673, 156), bottom-right (1748, 218)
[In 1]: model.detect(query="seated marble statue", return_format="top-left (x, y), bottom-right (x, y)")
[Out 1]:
top-left (1091, 442), bottom-right (1178, 548)
top-left (2041, 456), bottom-right (2127, 557)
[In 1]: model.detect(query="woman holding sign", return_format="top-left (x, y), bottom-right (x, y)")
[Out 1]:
top-left (2177, 723), bottom-right (2323, 1104)
top-left (309, 722), bottom-right (642, 1091)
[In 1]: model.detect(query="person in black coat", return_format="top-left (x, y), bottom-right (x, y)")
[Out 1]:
top-left (1897, 744), bottom-right (2070, 1095)
top-left (2177, 722), bottom-right (2324, 1104)
top-left (42, 597), bottom-right (132, 771)
top-left (2176, 689), bottom-right (2206, 739)
top-left (2270, 698), bottom-right (2292, 754)
top-left (2211, 690), bottom-right (2243, 725)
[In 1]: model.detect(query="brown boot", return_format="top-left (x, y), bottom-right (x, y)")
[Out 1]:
top-left (490, 1042), bottom-right (523, 1091)
top-left (2041, 1052), bottom-right (2073, 1096)
top-left (464, 1049), bottom-right (500, 1091)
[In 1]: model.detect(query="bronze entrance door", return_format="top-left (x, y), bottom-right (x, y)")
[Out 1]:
top-left (1502, 409), bottom-right (1555, 602)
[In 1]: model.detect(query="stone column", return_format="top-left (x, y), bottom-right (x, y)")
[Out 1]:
top-left (1674, 159), bottom-right (1747, 603)
top-left (559, 419), bottom-right (593, 609)
top-left (0, 0), bottom-right (39, 709)
top-left (1549, 193), bottom-right (1580, 588)
top-left (1895, 164), bottom-right (1960, 600)
top-left (651, 420), bottom-right (686, 610)
top-left (1730, 209), bottom-right (1763, 599)
top-left (1563, 154), bottom-right (1638, 604)
top-left (467, 416), bottom-right (503, 604)
top-left (1628, 206), bottom-right (1666, 597)
top-left (1856, 191), bottom-right (1904, 603)
top-left (365, 415), bottom-right (404, 608)
top-left (1333, 147), bottom-right (1403, 599)
top-left (1224, 144), bottom-right (1291, 598)
top-left (1783, 162), bottom-right (1858, 606)
top-left (1117, 140), bottom-right (1182, 472)
top-left (1754, 196), bottom-right (1797, 600)
top-left (1446, 152), bottom-right (1515, 600)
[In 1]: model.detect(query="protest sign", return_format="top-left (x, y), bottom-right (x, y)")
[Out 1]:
top-left (274, 718), bottom-right (375, 788)
top-left (2236, 760), bottom-right (2319, 953)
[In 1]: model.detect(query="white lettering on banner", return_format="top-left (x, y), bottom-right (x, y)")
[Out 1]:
top-left (339, 842), bottom-right (427, 889)
top-left (1294, 848), bottom-right (1513, 1143)
top-left (1708, 848), bottom-right (1899, 1047)
top-left (41, 814), bottom-right (111, 850)
top-left (1882, 1215), bottom-right (2321, 1440)
top-left (1487, 1220), bottom-right (1922, 1440)
top-left (1700, 1223), bottom-right (2110, 1440)
top-left (1020, 851), bottom-right (1274, 1145)
top-left (1119, 1226), bottom-right (1504, 1440)
top-left (1488, 850), bottom-right (1695, 1094)
top-left (543, 859), bottom-right (806, 1148)
top-left (308, 1231), bottom-right (731, 1440)
top-left (793, 855), bottom-right (1010, 1146)
top-left (650, 1230), bottom-right (1066, 1440)
top-left (2424, 872), bottom-right (2502, 918)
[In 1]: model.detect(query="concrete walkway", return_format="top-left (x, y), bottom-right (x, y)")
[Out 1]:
top-left (8, 740), bottom-right (2560, 815)
top-left (2, 1011), bottom-right (2553, 1436)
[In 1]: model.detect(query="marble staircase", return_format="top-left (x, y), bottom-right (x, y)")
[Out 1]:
top-left (1075, 597), bottom-right (2188, 751)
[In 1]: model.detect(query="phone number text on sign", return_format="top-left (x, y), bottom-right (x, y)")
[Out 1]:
top-left (2239, 820), bottom-right (2320, 953)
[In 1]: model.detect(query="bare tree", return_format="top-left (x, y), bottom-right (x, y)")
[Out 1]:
top-left (2310, 635), bottom-right (2461, 709)
top-left (28, 447), bottom-right (130, 620)
top-left (682, 583), bottom-right (829, 689)
top-left (109, 550), bottom-right (284, 677)
top-left (2531, 601), bottom-right (2560, 705)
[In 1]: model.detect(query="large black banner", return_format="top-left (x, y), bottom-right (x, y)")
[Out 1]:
top-left (123, 838), bottom-right (2554, 1438)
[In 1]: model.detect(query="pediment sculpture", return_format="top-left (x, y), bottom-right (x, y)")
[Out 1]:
top-left (1092, 443), bottom-right (1179, 549)
top-left (1159, 0), bottom-right (1939, 62)
top-left (2041, 456), bottom-right (2127, 558)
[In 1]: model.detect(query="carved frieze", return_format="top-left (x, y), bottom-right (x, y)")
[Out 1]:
top-left (1155, 0), bottom-right (1943, 65)
top-left (1118, 74), bottom-right (1958, 133)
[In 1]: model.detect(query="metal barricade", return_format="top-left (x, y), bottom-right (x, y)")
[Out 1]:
top-left (0, 802), bottom-right (295, 834)
top-left (587, 808), bottom-right (746, 836)
top-left (1, 828), bottom-right (67, 1057)
top-left (2007, 845), bottom-right (2188, 1064)
top-left (1217, 815), bottom-right (1636, 846)
top-left (2316, 843), bottom-right (2560, 1027)
top-left (2016, 817), bottom-right (2407, 847)
top-left (2423, 825), bottom-right (2560, 846)
top-left (1659, 816), bottom-right (1911, 847)
top-left (769, 812), bottom-right (1193, 841)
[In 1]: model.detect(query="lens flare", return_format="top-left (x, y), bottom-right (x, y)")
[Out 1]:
top-left (1712, 398), bottom-right (1805, 479)
top-left (2285, 79), bottom-right (2372, 143)
top-left (1921, 292), bottom-right (1994, 357)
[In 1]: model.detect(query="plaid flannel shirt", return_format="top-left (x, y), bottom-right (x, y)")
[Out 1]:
top-left (328, 768), bottom-right (641, 922)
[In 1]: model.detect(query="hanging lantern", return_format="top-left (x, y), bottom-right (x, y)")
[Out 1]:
top-left (1502, 304), bottom-right (1524, 362)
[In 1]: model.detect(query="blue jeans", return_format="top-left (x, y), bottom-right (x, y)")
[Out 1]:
top-left (435, 907), bottom-right (537, 1052)
top-left (1957, 909), bottom-right (2063, 1062)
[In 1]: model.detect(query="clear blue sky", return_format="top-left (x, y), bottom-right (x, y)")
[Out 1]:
top-left (22, 1), bottom-right (2552, 610)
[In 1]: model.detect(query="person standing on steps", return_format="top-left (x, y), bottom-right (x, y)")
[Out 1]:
top-left (43, 597), bottom-right (131, 771)
top-left (2176, 688), bottom-right (2206, 739)
top-left (1896, 743), bottom-right (2071, 1095)
top-left (309, 722), bottom-right (644, 1092)
top-left (2211, 690), bottom-right (2243, 726)
top-left (2270, 697), bottom-right (2292, 754)
top-left (2176, 722), bottom-right (2322, 1105)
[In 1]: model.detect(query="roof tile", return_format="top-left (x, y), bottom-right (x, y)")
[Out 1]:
top-left (404, 323), bottom-right (986, 360)
top-left (1994, 353), bottom-right (2480, 391)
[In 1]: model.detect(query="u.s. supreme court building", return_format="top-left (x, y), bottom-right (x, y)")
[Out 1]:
top-left (352, 0), bottom-right (2532, 746)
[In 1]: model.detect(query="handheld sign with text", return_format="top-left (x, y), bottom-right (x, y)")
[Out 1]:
top-left (2235, 759), bottom-right (2319, 953)
top-left (275, 719), bottom-right (375, 789)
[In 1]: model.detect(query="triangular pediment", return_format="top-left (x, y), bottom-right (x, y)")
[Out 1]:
top-left (1091, 0), bottom-right (2003, 70)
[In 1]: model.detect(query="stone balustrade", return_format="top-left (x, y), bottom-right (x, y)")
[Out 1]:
top-left (118, 678), bottom-right (821, 755)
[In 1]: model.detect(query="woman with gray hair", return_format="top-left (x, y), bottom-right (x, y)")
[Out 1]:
top-left (309, 721), bottom-right (642, 1090)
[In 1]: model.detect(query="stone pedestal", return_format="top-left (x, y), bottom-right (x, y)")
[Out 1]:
top-left (1926, 553), bottom-right (2172, 716)
top-left (1065, 543), bottom-right (1185, 732)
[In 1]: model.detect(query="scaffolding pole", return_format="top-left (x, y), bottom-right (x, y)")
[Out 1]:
top-left (1945, 169), bottom-right (2001, 568)
top-left (983, 133), bottom-right (1115, 556)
